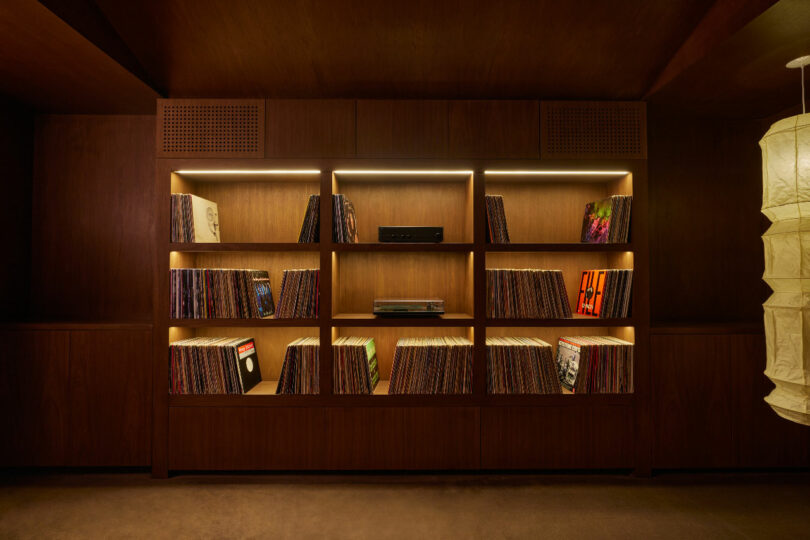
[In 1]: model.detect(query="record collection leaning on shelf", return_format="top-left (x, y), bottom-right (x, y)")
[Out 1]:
top-left (153, 99), bottom-right (649, 477)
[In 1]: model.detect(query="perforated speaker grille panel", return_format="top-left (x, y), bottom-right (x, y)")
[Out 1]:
top-left (157, 99), bottom-right (265, 157)
top-left (541, 101), bottom-right (646, 159)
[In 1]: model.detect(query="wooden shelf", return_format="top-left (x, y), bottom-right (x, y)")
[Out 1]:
top-left (247, 380), bottom-right (279, 395)
top-left (480, 393), bottom-right (634, 406)
top-left (169, 243), bottom-right (319, 252)
top-left (332, 313), bottom-right (474, 327)
top-left (374, 379), bottom-right (390, 395)
top-left (168, 393), bottom-right (322, 407)
top-left (173, 171), bottom-right (321, 183)
top-left (485, 175), bottom-right (630, 184)
top-left (171, 242), bottom-right (475, 253)
top-left (486, 243), bottom-right (632, 252)
top-left (169, 318), bottom-right (319, 327)
top-left (168, 386), bottom-right (632, 408)
top-left (486, 316), bottom-right (634, 327)
top-left (333, 243), bottom-right (473, 252)
top-left (333, 171), bottom-right (473, 182)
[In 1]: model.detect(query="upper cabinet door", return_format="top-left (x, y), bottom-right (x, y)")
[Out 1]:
top-left (448, 100), bottom-right (540, 159)
top-left (266, 99), bottom-right (356, 158)
top-left (357, 100), bottom-right (448, 158)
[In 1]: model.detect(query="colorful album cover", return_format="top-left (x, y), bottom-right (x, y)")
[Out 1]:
top-left (576, 270), bottom-right (607, 317)
top-left (343, 198), bottom-right (359, 243)
top-left (365, 338), bottom-right (380, 389)
top-left (556, 339), bottom-right (581, 392)
top-left (250, 270), bottom-right (275, 318)
top-left (581, 198), bottom-right (613, 243)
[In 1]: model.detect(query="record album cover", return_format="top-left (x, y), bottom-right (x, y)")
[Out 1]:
top-left (249, 270), bottom-right (275, 318)
top-left (580, 198), bottom-right (613, 243)
top-left (234, 338), bottom-right (262, 393)
top-left (576, 270), bottom-right (607, 317)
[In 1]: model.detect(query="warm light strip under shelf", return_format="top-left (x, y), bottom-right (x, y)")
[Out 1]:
top-left (484, 170), bottom-right (629, 175)
top-left (174, 169), bottom-right (321, 174)
top-left (333, 170), bottom-right (474, 175)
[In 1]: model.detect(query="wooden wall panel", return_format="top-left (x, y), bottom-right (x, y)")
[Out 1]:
top-left (0, 97), bottom-right (34, 320)
top-left (647, 105), bottom-right (766, 324)
top-left (168, 406), bottom-right (479, 470)
top-left (735, 333), bottom-right (810, 468)
top-left (448, 100), bottom-right (539, 158)
top-left (651, 334), bottom-right (735, 468)
top-left (357, 100), bottom-right (448, 158)
top-left (651, 331), bottom-right (810, 469)
top-left (68, 330), bottom-right (152, 466)
top-left (0, 330), bottom-right (70, 466)
top-left (481, 405), bottom-right (634, 469)
top-left (31, 115), bottom-right (155, 321)
top-left (325, 407), bottom-right (479, 469)
top-left (169, 406), bottom-right (328, 470)
top-left (266, 99), bottom-right (355, 157)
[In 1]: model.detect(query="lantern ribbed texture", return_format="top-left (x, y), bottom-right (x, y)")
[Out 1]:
top-left (760, 113), bottom-right (810, 425)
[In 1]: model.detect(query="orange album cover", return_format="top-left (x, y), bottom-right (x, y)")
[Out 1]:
top-left (576, 270), bottom-right (607, 317)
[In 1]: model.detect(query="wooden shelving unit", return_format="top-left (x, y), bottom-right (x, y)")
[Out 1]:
top-left (153, 100), bottom-right (649, 476)
top-left (170, 243), bottom-right (319, 252)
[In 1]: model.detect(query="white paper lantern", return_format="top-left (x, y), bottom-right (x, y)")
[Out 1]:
top-left (761, 112), bottom-right (810, 425)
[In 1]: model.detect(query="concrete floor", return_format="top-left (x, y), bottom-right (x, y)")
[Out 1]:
top-left (1, 472), bottom-right (809, 539)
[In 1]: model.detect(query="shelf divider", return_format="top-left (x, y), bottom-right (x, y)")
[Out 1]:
top-left (169, 242), bottom-right (318, 252)
top-left (320, 170), bottom-right (334, 397)
top-left (169, 318), bottom-right (320, 328)
top-left (332, 243), bottom-right (473, 252)
top-left (473, 170), bottom-right (488, 398)
top-left (485, 243), bottom-right (633, 252)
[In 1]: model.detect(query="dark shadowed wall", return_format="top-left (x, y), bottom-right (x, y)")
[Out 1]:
top-left (648, 104), bottom-right (768, 324)
top-left (0, 95), bottom-right (34, 320)
top-left (30, 115), bottom-right (155, 321)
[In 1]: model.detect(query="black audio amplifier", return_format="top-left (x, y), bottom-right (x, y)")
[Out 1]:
top-left (379, 226), bottom-right (443, 243)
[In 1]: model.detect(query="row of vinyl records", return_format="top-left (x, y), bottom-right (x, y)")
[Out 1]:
top-left (486, 194), bottom-right (632, 244)
top-left (168, 336), bottom-right (633, 395)
top-left (168, 267), bottom-right (632, 319)
top-left (487, 269), bottom-right (633, 319)
top-left (171, 192), bottom-right (631, 245)
top-left (169, 268), bottom-right (318, 319)
top-left (169, 192), bottom-right (358, 244)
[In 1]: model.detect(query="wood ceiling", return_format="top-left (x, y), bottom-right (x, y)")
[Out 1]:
top-left (91, 0), bottom-right (713, 100)
top-left (647, 0), bottom-right (810, 118)
top-left (0, 0), bottom-right (158, 114)
top-left (0, 0), bottom-right (807, 118)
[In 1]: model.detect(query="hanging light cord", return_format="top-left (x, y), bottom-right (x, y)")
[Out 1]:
top-left (802, 64), bottom-right (806, 114)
